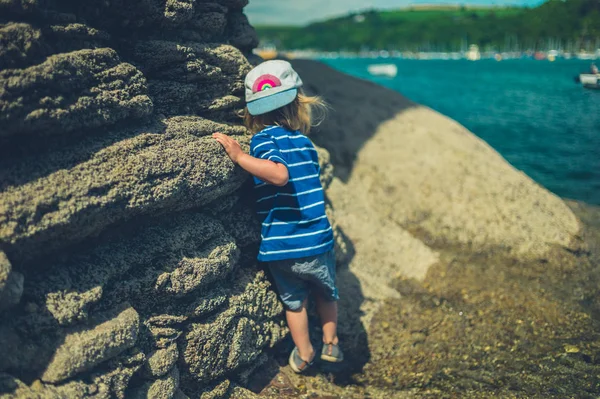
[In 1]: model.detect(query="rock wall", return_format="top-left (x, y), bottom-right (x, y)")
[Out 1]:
top-left (0, 2), bottom-right (346, 397)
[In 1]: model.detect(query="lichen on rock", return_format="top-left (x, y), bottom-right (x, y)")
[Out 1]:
top-left (0, 0), bottom-right (299, 396)
top-left (41, 304), bottom-right (140, 384)
top-left (144, 342), bottom-right (178, 378)
top-left (0, 48), bottom-right (153, 139)
top-left (181, 269), bottom-right (287, 384)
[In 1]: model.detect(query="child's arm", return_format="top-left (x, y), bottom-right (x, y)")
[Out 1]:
top-left (213, 132), bottom-right (289, 186)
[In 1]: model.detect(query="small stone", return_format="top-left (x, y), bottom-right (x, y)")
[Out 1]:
top-left (564, 344), bottom-right (580, 353)
top-left (131, 366), bottom-right (179, 399)
top-left (145, 343), bottom-right (178, 377)
top-left (199, 379), bottom-right (230, 399)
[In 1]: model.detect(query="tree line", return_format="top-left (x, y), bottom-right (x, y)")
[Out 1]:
top-left (255, 0), bottom-right (600, 52)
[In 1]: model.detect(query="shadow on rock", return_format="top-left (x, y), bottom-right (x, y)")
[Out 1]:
top-left (291, 59), bottom-right (416, 182)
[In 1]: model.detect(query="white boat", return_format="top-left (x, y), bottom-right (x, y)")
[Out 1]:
top-left (466, 44), bottom-right (481, 61)
top-left (577, 51), bottom-right (596, 60)
top-left (578, 73), bottom-right (600, 89)
top-left (367, 64), bottom-right (398, 78)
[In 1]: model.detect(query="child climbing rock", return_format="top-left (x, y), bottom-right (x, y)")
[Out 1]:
top-left (213, 60), bottom-right (343, 373)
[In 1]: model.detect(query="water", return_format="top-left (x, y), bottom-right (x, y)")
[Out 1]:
top-left (320, 58), bottom-right (600, 205)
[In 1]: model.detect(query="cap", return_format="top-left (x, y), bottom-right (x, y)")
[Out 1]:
top-left (245, 60), bottom-right (303, 116)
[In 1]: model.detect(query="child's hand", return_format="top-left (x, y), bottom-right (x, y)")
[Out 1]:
top-left (213, 132), bottom-right (243, 163)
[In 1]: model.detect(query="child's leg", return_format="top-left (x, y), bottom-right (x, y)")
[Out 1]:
top-left (285, 298), bottom-right (314, 362)
top-left (315, 294), bottom-right (339, 345)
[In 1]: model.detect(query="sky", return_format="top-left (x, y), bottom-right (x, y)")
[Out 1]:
top-left (245, 0), bottom-right (547, 26)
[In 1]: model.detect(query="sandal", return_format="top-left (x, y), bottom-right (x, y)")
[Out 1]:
top-left (288, 347), bottom-right (314, 373)
top-left (321, 342), bottom-right (344, 363)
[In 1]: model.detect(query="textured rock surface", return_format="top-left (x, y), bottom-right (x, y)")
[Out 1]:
top-left (181, 269), bottom-right (286, 385)
top-left (131, 366), bottom-right (180, 399)
top-left (0, 1), bottom-right (307, 397)
top-left (1, 126), bottom-right (249, 262)
top-left (42, 305), bottom-right (140, 383)
top-left (0, 48), bottom-right (152, 139)
top-left (144, 343), bottom-right (178, 377)
top-left (0, 349), bottom-right (145, 399)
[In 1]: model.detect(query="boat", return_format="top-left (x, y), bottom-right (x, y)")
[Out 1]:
top-left (576, 51), bottom-right (596, 60)
top-left (577, 73), bottom-right (600, 89)
top-left (466, 44), bottom-right (480, 61)
top-left (367, 64), bottom-right (398, 78)
top-left (253, 46), bottom-right (277, 60)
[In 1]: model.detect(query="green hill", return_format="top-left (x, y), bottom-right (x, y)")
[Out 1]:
top-left (255, 0), bottom-right (600, 52)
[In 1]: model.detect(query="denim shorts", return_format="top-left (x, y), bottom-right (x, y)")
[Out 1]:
top-left (267, 249), bottom-right (338, 311)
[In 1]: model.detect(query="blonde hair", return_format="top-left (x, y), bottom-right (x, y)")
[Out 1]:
top-left (242, 89), bottom-right (327, 135)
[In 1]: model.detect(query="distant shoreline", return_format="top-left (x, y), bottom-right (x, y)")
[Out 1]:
top-left (255, 49), bottom-right (600, 62)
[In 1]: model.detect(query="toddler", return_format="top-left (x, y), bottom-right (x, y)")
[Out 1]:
top-left (213, 60), bottom-right (343, 373)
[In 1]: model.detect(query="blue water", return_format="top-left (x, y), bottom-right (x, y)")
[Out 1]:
top-left (321, 58), bottom-right (600, 205)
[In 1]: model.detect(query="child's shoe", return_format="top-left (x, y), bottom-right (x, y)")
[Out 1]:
top-left (288, 347), bottom-right (314, 373)
top-left (320, 342), bottom-right (344, 363)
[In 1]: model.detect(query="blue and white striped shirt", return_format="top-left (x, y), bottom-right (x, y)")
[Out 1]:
top-left (250, 125), bottom-right (334, 262)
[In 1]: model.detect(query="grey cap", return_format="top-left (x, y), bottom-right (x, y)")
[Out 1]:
top-left (245, 60), bottom-right (303, 115)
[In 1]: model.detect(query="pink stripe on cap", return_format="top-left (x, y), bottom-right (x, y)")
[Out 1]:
top-left (253, 74), bottom-right (282, 93)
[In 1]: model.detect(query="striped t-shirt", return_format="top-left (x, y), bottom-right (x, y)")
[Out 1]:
top-left (250, 125), bottom-right (334, 262)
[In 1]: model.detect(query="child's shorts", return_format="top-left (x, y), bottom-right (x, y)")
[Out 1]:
top-left (267, 249), bottom-right (338, 311)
